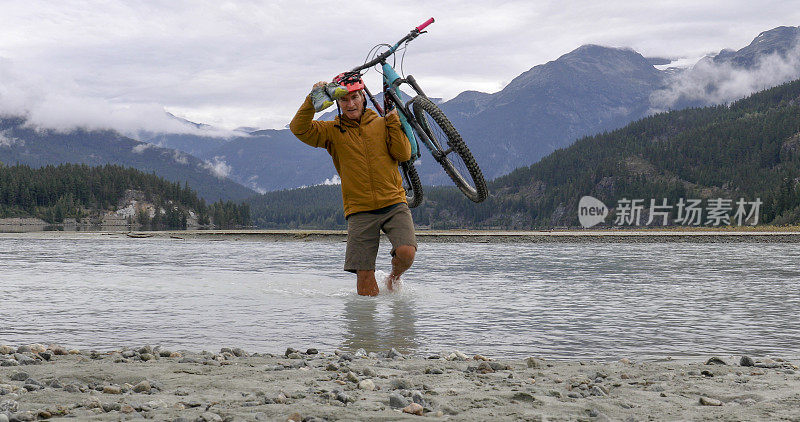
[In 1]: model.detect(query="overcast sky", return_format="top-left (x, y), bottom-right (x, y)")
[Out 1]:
top-left (1, 1), bottom-right (799, 134)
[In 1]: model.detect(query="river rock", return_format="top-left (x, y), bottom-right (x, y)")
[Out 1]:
top-left (133, 381), bottom-right (151, 393)
top-left (0, 346), bottom-right (14, 355)
top-left (0, 413), bottom-right (7, 422)
top-left (120, 404), bottom-right (136, 413)
top-left (198, 412), bottom-right (223, 422)
top-left (10, 411), bottom-right (34, 422)
top-left (390, 379), bottom-right (413, 390)
top-left (49, 345), bottom-right (68, 356)
top-left (15, 346), bottom-right (31, 354)
top-left (103, 385), bottom-right (122, 394)
top-left (354, 348), bottom-right (367, 358)
top-left (305, 348), bottom-right (318, 355)
top-left (739, 356), bottom-right (754, 366)
top-left (402, 402), bottom-right (424, 415)
top-left (389, 392), bottom-right (409, 408)
top-left (424, 367), bottom-right (443, 375)
top-left (38, 351), bottom-right (52, 361)
top-left (9, 372), bottom-right (28, 382)
top-left (121, 350), bottom-right (137, 358)
top-left (387, 348), bottom-right (404, 359)
top-left (358, 379), bottom-right (375, 391)
top-left (705, 357), bottom-right (727, 365)
top-left (28, 344), bottom-right (46, 354)
top-left (699, 397), bottom-right (722, 406)
top-left (0, 360), bottom-right (18, 367)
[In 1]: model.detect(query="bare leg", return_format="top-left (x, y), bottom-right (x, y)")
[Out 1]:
top-left (356, 270), bottom-right (379, 296)
top-left (386, 245), bottom-right (415, 292)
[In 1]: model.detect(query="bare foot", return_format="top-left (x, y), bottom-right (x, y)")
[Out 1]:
top-left (384, 273), bottom-right (401, 292)
top-left (357, 276), bottom-right (379, 296)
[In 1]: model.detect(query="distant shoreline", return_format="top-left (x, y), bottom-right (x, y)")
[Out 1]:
top-left (3, 228), bottom-right (800, 242)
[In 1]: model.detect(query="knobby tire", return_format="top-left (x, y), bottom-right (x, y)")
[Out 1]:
top-left (400, 160), bottom-right (423, 208)
top-left (411, 96), bottom-right (488, 203)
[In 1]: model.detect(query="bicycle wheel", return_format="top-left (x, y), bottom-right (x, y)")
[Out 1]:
top-left (411, 95), bottom-right (488, 203)
top-left (400, 160), bottom-right (423, 208)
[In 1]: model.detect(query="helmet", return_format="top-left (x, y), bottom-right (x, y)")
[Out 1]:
top-left (333, 72), bottom-right (365, 93)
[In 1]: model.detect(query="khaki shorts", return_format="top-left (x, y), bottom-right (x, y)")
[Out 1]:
top-left (344, 203), bottom-right (417, 273)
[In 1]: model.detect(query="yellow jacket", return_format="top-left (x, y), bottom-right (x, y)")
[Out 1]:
top-left (290, 96), bottom-right (412, 217)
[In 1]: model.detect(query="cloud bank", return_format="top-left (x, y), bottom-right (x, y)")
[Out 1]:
top-left (650, 42), bottom-right (800, 111)
top-left (1, 1), bottom-right (799, 133)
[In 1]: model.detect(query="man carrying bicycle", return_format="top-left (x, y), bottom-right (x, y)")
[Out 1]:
top-left (289, 73), bottom-right (417, 296)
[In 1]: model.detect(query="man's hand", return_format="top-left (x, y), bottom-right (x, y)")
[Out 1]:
top-left (313, 81), bottom-right (327, 89)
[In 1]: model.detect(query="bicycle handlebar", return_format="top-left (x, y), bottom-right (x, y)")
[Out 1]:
top-left (350, 18), bottom-right (435, 72)
top-left (416, 18), bottom-right (434, 31)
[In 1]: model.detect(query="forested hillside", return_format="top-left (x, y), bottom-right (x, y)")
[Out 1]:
top-left (248, 78), bottom-right (800, 229)
top-left (0, 163), bottom-right (249, 229)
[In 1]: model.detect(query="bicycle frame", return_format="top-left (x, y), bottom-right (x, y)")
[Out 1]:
top-left (349, 18), bottom-right (448, 163)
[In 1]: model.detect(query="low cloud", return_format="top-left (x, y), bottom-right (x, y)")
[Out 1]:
top-left (0, 130), bottom-right (23, 148)
top-left (201, 156), bottom-right (232, 179)
top-left (322, 174), bottom-right (341, 185)
top-left (650, 42), bottom-right (800, 111)
top-left (0, 57), bottom-right (237, 138)
top-left (131, 143), bottom-right (154, 154)
top-left (171, 150), bottom-right (189, 165)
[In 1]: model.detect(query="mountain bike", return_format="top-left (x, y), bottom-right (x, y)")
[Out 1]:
top-left (345, 18), bottom-right (488, 207)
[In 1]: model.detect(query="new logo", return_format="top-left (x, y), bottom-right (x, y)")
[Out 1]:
top-left (578, 196), bottom-right (608, 228)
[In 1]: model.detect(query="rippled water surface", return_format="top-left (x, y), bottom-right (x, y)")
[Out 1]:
top-left (1, 235), bottom-right (799, 359)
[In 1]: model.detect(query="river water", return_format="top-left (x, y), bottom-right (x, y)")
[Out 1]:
top-left (1, 235), bottom-right (798, 360)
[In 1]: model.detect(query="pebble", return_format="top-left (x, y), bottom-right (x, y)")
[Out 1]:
top-left (140, 353), bottom-right (155, 362)
top-left (362, 367), bottom-right (377, 377)
top-left (358, 379), bottom-right (375, 391)
top-left (122, 350), bottom-right (137, 358)
top-left (38, 351), bottom-right (52, 361)
top-left (387, 348), bottom-right (404, 359)
top-left (402, 402), bottom-right (424, 416)
top-left (0, 414), bottom-right (7, 422)
top-left (285, 348), bottom-right (299, 357)
top-left (390, 379), bottom-right (413, 390)
top-left (287, 413), bottom-right (302, 422)
top-left (199, 412), bottom-right (223, 422)
top-left (705, 357), bottom-right (727, 365)
top-left (9, 373), bottom-right (28, 382)
top-left (29, 344), bottom-right (46, 354)
top-left (15, 346), bottom-right (31, 354)
top-left (0, 360), bottom-right (18, 367)
top-left (120, 404), bottom-right (136, 413)
top-left (103, 385), bottom-right (122, 394)
top-left (50, 346), bottom-right (68, 356)
top-left (325, 363), bottom-right (339, 371)
top-left (424, 367), bottom-right (444, 375)
top-left (699, 397), bottom-right (723, 406)
top-left (346, 372), bottom-right (359, 383)
top-left (354, 348), bottom-right (367, 358)
top-left (287, 353), bottom-right (302, 359)
top-left (389, 392), bottom-right (409, 409)
top-left (306, 348), bottom-right (318, 355)
top-left (0, 346), bottom-right (15, 355)
top-left (133, 380), bottom-right (151, 393)
top-left (525, 357), bottom-right (543, 368)
top-left (11, 411), bottom-right (35, 422)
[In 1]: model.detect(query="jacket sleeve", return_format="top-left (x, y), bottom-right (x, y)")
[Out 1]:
top-left (385, 112), bottom-right (412, 162)
top-left (290, 96), bottom-right (330, 149)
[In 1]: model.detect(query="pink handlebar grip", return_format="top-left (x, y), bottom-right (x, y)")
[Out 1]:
top-left (416, 17), bottom-right (434, 31)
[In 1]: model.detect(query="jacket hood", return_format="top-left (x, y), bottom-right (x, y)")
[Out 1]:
top-left (335, 108), bottom-right (379, 128)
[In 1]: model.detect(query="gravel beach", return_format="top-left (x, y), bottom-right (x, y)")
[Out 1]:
top-left (1, 344), bottom-right (798, 421)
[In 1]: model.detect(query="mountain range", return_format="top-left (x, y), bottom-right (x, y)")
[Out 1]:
top-left (248, 76), bottom-right (800, 228)
top-left (187, 25), bottom-right (800, 190)
top-left (1, 25), bottom-right (798, 202)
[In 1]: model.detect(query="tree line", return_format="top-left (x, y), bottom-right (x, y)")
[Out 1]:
top-left (0, 163), bottom-right (249, 229)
